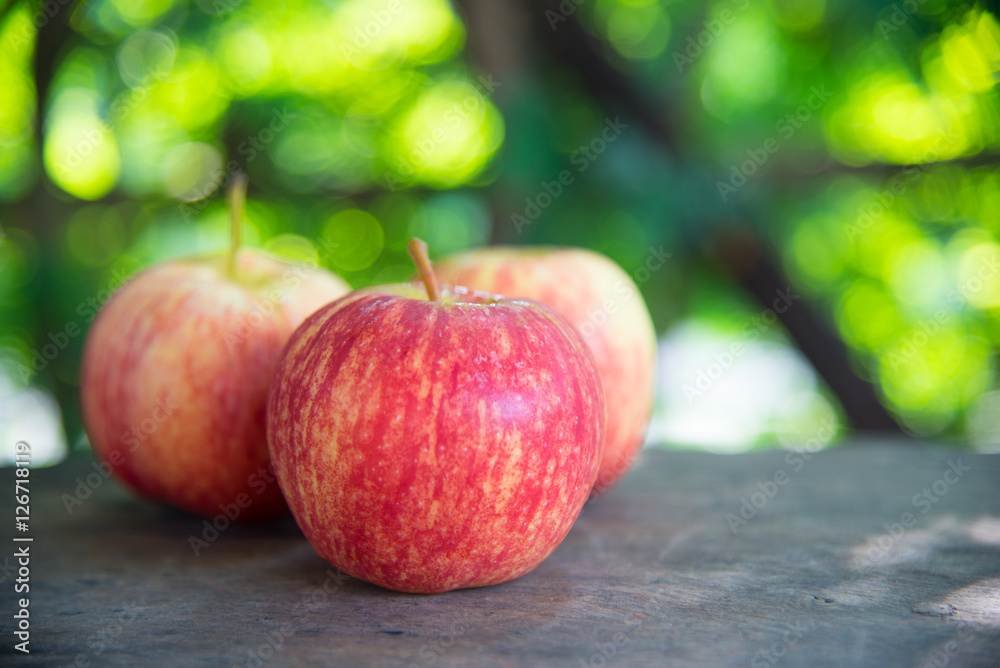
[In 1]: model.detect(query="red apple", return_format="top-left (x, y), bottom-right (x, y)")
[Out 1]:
top-left (80, 178), bottom-right (350, 520)
top-left (266, 240), bottom-right (605, 593)
top-left (435, 247), bottom-right (656, 495)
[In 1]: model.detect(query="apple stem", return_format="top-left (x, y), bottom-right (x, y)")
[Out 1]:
top-left (228, 173), bottom-right (249, 278)
top-left (407, 238), bottom-right (440, 301)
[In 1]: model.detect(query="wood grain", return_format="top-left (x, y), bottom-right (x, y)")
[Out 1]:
top-left (2, 439), bottom-right (999, 667)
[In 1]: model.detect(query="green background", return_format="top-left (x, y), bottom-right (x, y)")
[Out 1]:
top-left (2, 0), bottom-right (1000, 465)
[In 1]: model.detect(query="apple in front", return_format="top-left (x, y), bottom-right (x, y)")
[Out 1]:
top-left (435, 247), bottom-right (656, 495)
top-left (80, 251), bottom-right (350, 520)
top-left (266, 280), bottom-right (605, 593)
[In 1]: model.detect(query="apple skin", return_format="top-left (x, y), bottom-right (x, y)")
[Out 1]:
top-left (434, 247), bottom-right (656, 496)
top-left (266, 284), bottom-right (605, 593)
top-left (80, 251), bottom-right (350, 521)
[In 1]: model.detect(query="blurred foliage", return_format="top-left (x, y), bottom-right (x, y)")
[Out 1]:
top-left (1, 0), bottom-right (1000, 460)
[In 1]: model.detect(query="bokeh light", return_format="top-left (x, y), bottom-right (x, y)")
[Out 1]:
top-left (321, 209), bottom-right (385, 272)
top-left (385, 79), bottom-right (505, 188)
top-left (44, 89), bottom-right (122, 200)
top-left (0, 4), bottom-right (38, 201)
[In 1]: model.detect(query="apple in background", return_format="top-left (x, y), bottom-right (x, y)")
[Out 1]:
top-left (80, 176), bottom-right (350, 520)
top-left (434, 246), bottom-right (656, 496)
top-left (267, 239), bottom-right (605, 593)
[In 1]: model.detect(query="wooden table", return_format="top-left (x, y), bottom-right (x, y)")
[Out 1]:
top-left (3, 440), bottom-right (999, 667)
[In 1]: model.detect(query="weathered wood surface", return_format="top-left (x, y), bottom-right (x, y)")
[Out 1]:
top-left (2, 440), bottom-right (999, 667)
